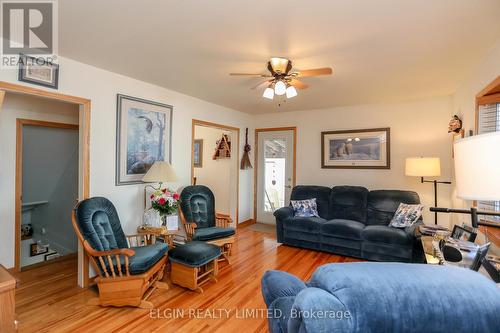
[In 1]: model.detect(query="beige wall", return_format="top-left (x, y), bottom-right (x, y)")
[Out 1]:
top-left (193, 125), bottom-right (236, 221)
top-left (255, 97), bottom-right (454, 226)
top-left (450, 39), bottom-right (500, 226)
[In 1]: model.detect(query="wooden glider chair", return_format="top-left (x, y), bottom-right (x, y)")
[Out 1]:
top-left (72, 197), bottom-right (168, 309)
top-left (179, 185), bottom-right (236, 265)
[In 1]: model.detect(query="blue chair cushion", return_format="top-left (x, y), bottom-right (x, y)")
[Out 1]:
top-left (192, 227), bottom-right (235, 241)
top-left (74, 197), bottom-right (128, 251)
top-left (168, 241), bottom-right (221, 267)
top-left (321, 219), bottom-right (364, 240)
top-left (180, 185), bottom-right (216, 228)
top-left (362, 225), bottom-right (413, 245)
top-left (128, 243), bottom-right (168, 275)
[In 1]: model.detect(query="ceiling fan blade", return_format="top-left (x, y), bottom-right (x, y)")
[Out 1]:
top-left (289, 79), bottom-right (309, 89)
top-left (251, 80), bottom-right (273, 90)
top-left (295, 67), bottom-right (333, 77)
top-left (229, 73), bottom-right (271, 77)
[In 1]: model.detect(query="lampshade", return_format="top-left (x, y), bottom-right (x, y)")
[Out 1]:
top-left (263, 87), bottom-right (274, 99)
top-left (454, 132), bottom-right (500, 201)
top-left (274, 80), bottom-right (287, 95)
top-left (285, 85), bottom-right (297, 98)
top-left (142, 161), bottom-right (178, 183)
top-left (405, 157), bottom-right (441, 177)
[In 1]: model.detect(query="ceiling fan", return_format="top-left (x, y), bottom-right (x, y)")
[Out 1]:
top-left (230, 57), bottom-right (333, 100)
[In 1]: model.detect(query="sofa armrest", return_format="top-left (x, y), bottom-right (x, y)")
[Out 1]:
top-left (274, 206), bottom-right (294, 221)
top-left (261, 270), bottom-right (307, 307)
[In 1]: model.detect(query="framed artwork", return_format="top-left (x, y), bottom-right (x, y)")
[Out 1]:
top-left (321, 128), bottom-right (390, 169)
top-left (116, 94), bottom-right (173, 185)
top-left (451, 129), bottom-right (465, 158)
top-left (45, 253), bottom-right (60, 261)
top-left (18, 54), bottom-right (59, 89)
top-left (451, 224), bottom-right (477, 242)
top-left (30, 243), bottom-right (48, 257)
top-left (193, 139), bottom-right (203, 168)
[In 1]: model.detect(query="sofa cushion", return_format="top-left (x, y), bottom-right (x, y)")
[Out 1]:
top-left (192, 227), bottom-right (235, 241)
top-left (290, 186), bottom-right (331, 219)
top-left (362, 225), bottom-right (413, 245)
top-left (329, 186), bottom-right (368, 222)
top-left (128, 243), bottom-right (168, 274)
top-left (284, 216), bottom-right (326, 233)
top-left (366, 190), bottom-right (421, 226)
top-left (321, 219), bottom-right (364, 240)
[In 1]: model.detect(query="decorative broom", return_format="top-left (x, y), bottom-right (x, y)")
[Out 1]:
top-left (240, 128), bottom-right (253, 169)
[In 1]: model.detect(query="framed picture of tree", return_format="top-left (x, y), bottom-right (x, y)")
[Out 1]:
top-left (116, 94), bottom-right (173, 185)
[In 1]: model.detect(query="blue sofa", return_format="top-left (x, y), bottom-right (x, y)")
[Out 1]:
top-left (274, 186), bottom-right (423, 262)
top-left (262, 262), bottom-right (500, 333)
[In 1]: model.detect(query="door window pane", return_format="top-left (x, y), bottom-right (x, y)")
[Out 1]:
top-left (264, 138), bottom-right (286, 212)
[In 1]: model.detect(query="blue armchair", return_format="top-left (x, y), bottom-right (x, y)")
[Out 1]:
top-left (262, 262), bottom-right (500, 333)
top-left (179, 185), bottom-right (236, 264)
top-left (72, 197), bottom-right (168, 308)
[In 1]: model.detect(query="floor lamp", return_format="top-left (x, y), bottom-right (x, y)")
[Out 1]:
top-left (405, 157), bottom-right (451, 225)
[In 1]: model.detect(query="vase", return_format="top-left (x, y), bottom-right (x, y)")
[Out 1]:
top-left (161, 214), bottom-right (179, 231)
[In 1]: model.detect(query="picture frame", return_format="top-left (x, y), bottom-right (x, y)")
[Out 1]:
top-left (451, 224), bottom-right (477, 242)
top-left (116, 94), bottom-right (173, 185)
top-left (30, 243), bottom-right (48, 257)
top-left (18, 54), bottom-right (59, 89)
top-left (321, 128), bottom-right (390, 169)
top-left (193, 139), bottom-right (203, 168)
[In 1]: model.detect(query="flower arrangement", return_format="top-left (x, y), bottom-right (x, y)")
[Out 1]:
top-left (150, 187), bottom-right (180, 216)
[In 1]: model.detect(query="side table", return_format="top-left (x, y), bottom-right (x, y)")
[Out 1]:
top-left (137, 226), bottom-right (181, 248)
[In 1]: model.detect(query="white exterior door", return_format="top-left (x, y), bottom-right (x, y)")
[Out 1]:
top-left (256, 129), bottom-right (295, 224)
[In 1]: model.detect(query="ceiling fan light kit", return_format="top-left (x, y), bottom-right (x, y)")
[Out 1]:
top-left (230, 57), bottom-right (333, 101)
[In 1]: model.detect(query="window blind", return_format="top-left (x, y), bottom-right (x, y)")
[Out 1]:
top-left (477, 102), bottom-right (500, 223)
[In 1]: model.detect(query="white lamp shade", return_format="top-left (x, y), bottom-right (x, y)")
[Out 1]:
top-left (286, 85), bottom-right (297, 98)
top-left (263, 87), bottom-right (274, 99)
top-left (274, 80), bottom-right (287, 95)
top-left (454, 132), bottom-right (500, 201)
top-left (405, 157), bottom-right (441, 177)
top-left (142, 161), bottom-right (178, 183)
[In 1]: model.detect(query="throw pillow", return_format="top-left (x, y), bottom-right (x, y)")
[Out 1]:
top-left (291, 198), bottom-right (320, 218)
top-left (389, 203), bottom-right (424, 228)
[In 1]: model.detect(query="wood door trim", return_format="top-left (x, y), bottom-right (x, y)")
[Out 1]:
top-left (191, 119), bottom-right (240, 225)
top-left (253, 127), bottom-right (297, 222)
top-left (2, 81), bottom-right (91, 288)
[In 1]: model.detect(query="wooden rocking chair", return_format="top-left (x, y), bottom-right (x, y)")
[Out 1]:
top-left (72, 197), bottom-right (168, 308)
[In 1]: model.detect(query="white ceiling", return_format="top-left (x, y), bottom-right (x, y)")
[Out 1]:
top-left (59, 0), bottom-right (500, 114)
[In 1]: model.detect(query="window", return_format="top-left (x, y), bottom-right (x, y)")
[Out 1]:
top-left (476, 101), bottom-right (500, 223)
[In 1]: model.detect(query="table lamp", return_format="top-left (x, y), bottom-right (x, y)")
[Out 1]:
top-left (142, 161), bottom-right (178, 208)
top-left (431, 132), bottom-right (500, 229)
top-left (405, 157), bottom-right (451, 225)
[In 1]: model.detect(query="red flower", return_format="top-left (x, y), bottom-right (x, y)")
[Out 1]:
top-left (173, 193), bottom-right (180, 200)
top-left (161, 188), bottom-right (167, 193)
top-left (150, 194), bottom-right (154, 199)
top-left (158, 198), bottom-right (166, 205)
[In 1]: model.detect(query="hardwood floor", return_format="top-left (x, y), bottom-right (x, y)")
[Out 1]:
top-left (14, 225), bottom-right (360, 333)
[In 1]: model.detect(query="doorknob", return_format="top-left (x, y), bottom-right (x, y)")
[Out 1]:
top-left (285, 185), bottom-right (292, 189)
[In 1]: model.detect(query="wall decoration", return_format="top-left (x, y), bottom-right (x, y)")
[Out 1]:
top-left (18, 54), bottom-right (59, 89)
top-left (30, 243), bottom-right (48, 257)
top-left (45, 252), bottom-right (60, 261)
top-left (213, 134), bottom-right (231, 160)
top-left (451, 128), bottom-right (465, 158)
top-left (241, 128), bottom-right (253, 169)
top-left (448, 115), bottom-right (463, 133)
top-left (21, 223), bottom-right (33, 240)
top-left (193, 139), bottom-right (203, 168)
top-left (321, 128), bottom-right (390, 169)
top-left (116, 94), bottom-right (173, 185)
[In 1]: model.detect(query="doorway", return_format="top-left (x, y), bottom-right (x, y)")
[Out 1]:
top-left (255, 127), bottom-right (296, 224)
top-left (191, 120), bottom-right (240, 224)
top-left (17, 119), bottom-right (79, 269)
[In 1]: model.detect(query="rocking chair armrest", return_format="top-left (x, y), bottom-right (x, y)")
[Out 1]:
top-left (216, 212), bottom-right (232, 228)
top-left (88, 247), bottom-right (136, 258)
